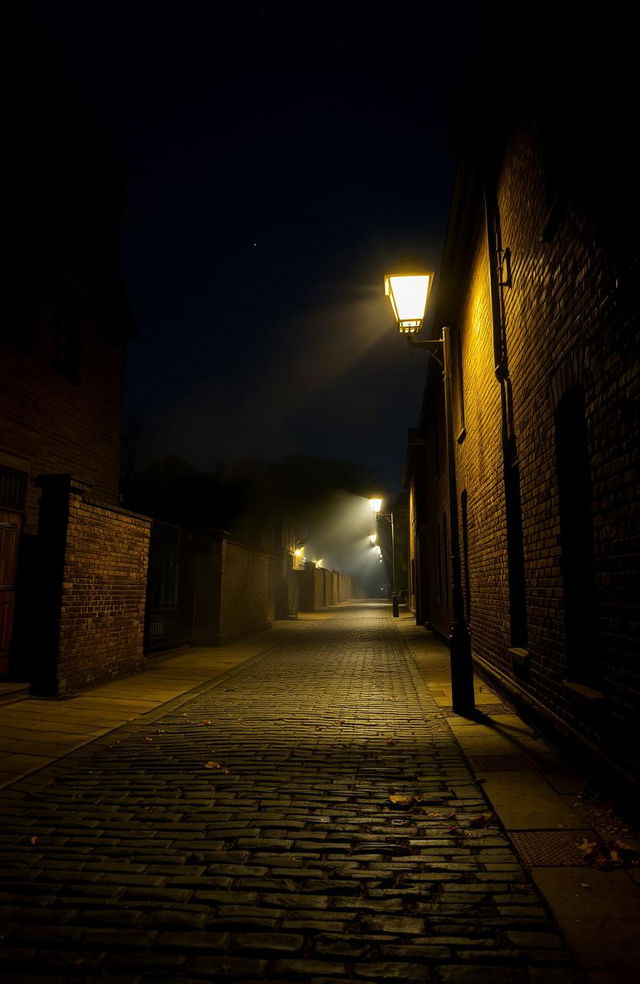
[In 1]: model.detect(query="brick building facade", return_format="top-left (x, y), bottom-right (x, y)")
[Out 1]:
top-left (1, 14), bottom-right (149, 690)
top-left (407, 18), bottom-right (639, 788)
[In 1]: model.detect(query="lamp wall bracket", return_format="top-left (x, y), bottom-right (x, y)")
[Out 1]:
top-left (407, 335), bottom-right (444, 368)
top-left (498, 247), bottom-right (512, 288)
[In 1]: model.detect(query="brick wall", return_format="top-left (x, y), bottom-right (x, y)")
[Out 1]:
top-left (454, 234), bottom-right (510, 671)
top-left (297, 568), bottom-right (352, 612)
top-left (193, 532), bottom-right (274, 646)
top-left (0, 325), bottom-right (125, 533)
top-left (219, 539), bottom-right (274, 643)
top-left (420, 119), bottom-right (640, 783)
top-left (32, 475), bottom-right (150, 695)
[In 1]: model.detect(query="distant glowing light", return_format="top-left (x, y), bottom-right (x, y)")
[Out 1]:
top-left (384, 272), bottom-right (433, 334)
top-left (369, 534), bottom-right (377, 545)
top-left (369, 497), bottom-right (382, 514)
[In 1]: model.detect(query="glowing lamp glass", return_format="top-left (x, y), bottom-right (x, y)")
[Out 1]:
top-left (384, 273), bottom-right (433, 334)
top-left (369, 497), bottom-right (382, 514)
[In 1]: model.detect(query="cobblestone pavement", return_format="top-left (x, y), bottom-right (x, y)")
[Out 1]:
top-left (0, 604), bottom-right (585, 983)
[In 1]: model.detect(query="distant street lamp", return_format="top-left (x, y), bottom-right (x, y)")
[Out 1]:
top-left (369, 534), bottom-right (377, 546)
top-left (385, 262), bottom-right (475, 716)
top-left (369, 496), bottom-right (399, 618)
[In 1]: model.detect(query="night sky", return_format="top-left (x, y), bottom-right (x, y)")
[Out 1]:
top-left (29, 1), bottom-right (481, 490)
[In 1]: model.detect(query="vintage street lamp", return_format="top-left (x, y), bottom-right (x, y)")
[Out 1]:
top-left (369, 534), bottom-right (377, 546)
top-left (384, 270), bottom-right (433, 334)
top-left (369, 496), bottom-right (399, 618)
top-left (385, 264), bottom-right (475, 716)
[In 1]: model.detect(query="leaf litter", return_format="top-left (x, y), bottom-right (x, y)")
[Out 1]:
top-left (204, 761), bottom-right (230, 773)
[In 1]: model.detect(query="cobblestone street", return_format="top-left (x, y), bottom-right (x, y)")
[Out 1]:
top-left (0, 604), bottom-right (587, 983)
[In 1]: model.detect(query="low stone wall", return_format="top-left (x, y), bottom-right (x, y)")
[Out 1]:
top-left (32, 474), bottom-right (151, 695)
top-left (297, 567), bottom-right (352, 612)
top-left (220, 538), bottom-right (273, 643)
top-left (194, 531), bottom-right (273, 646)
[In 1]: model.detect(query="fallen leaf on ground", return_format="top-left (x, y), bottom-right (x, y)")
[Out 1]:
top-left (204, 761), bottom-right (230, 773)
top-left (467, 813), bottom-right (494, 828)
top-left (577, 838), bottom-right (599, 854)
top-left (613, 839), bottom-right (640, 863)
top-left (389, 793), bottom-right (422, 808)
top-left (576, 838), bottom-right (616, 870)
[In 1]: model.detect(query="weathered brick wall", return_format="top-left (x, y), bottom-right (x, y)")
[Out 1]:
top-left (297, 568), bottom-right (352, 612)
top-left (218, 539), bottom-right (274, 644)
top-left (498, 122), bottom-right (638, 776)
top-left (57, 492), bottom-right (151, 693)
top-left (337, 572), bottom-right (352, 603)
top-left (454, 235), bottom-right (511, 671)
top-left (0, 326), bottom-right (125, 532)
top-left (431, 120), bottom-right (640, 780)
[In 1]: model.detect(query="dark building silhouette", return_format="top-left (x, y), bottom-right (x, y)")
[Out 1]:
top-left (406, 11), bottom-right (640, 790)
top-left (1, 12), bottom-right (143, 687)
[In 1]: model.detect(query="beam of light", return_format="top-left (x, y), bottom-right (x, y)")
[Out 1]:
top-left (302, 493), bottom-right (388, 592)
top-left (147, 288), bottom-right (420, 471)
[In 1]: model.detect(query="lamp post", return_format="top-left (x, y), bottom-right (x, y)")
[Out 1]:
top-left (369, 496), bottom-right (399, 618)
top-left (384, 264), bottom-right (475, 716)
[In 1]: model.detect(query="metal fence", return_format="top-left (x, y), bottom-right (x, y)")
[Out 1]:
top-left (144, 520), bottom-right (194, 652)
